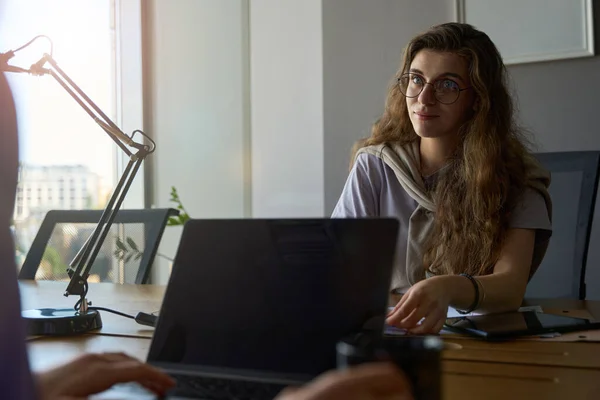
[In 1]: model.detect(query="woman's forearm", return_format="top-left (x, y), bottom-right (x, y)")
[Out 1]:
top-left (474, 272), bottom-right (525, 313)
top-left (443, 272), bottom-right (524, 314)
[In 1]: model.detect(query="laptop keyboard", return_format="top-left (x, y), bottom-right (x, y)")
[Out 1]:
top-left (169, 374), bottom-right (289, 400)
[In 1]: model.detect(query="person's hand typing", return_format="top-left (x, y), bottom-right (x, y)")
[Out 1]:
top-left (275, 362), bottom-right (413, 400)
top-left (35, 352), bottom-right (175, 400)
top-left (387, 276), bottom-right (451, 334)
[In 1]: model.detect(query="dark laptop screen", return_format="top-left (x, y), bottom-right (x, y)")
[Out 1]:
top-left (147, 218), bottom-right (398, 378)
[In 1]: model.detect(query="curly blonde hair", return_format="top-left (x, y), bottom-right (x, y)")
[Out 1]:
top-left (352, 23), bottom-right (532, 277)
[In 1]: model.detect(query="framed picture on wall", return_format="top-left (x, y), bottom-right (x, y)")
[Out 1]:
top-left (455, 0), bottom-right (595, 65)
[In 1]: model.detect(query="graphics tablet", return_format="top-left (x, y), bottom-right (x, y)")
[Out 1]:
top-left (444, 311), bottom-right (600, 340)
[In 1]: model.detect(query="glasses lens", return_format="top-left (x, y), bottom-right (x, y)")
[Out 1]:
top-left (398, 73), bottom-right (423, 98)
top-left (433, 79), bottom-right (460, 104)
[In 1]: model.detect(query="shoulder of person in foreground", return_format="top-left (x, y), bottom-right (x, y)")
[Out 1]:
top-left (0, 71), bottom-right (38, 400)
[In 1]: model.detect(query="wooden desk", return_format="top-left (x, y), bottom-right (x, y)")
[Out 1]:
top-left (26, 335), bottom-right (600, 400)
top-left (22, 281), bottom-right (600, 400)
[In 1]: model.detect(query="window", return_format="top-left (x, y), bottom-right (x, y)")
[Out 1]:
top-left (1, 1), bottom-right (145, 274)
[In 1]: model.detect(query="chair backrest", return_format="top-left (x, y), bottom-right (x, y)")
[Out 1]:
top-left (18, 208), bottom-right (179, 284)
top-left (526, 151), bottom-right (600, 299)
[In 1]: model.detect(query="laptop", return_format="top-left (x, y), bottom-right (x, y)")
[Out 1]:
top-left (99, 218), bottom-right (399, 399)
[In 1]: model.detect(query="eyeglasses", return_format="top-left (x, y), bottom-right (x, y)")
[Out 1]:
top-left (397, 73), bottom-right (471, 105)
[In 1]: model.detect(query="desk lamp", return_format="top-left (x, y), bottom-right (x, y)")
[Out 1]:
top-left (1, 35), bottom-right (154, 335)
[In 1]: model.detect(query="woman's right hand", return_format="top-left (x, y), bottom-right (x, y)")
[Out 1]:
top-left (275, 362), bottom-right (413, 400)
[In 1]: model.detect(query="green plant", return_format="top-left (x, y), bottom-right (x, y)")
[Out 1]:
top-left (114, 236), bottom-right (143, 263)
top-left (167, 186), bottom-right (191, 226)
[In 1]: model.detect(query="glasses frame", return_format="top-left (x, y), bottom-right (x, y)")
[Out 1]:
top-left (397, 73), bottom-right (471, 105)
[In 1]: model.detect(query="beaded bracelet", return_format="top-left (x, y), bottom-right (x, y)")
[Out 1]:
top-left (457, 273), bottom-right (480, 315)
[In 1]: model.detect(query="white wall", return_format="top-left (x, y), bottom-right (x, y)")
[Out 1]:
top-left (144, 0), bottom-right (250, 284)
top-left (144, 0), bottom-right (325, 284)
top-left (250, 0), bottom-right (325, 217)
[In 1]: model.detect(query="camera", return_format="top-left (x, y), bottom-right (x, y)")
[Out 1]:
top-left (336, 333), bottom-right (443, 400)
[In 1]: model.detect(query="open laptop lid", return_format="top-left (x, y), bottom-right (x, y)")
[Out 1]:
top-left (147, 218), bottom-right (398, 381)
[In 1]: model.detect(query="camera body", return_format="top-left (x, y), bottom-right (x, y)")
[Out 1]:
top-left (336, 333), bottom-right (443, 400)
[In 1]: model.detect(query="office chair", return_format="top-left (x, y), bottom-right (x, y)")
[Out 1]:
top-left (18, 208), bottom-right (179, 285)
top-left (526, 151), bottom-right (600, 299)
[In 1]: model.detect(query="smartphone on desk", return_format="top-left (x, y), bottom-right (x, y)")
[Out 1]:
top-left (443, 310), bottom-right (600, 340)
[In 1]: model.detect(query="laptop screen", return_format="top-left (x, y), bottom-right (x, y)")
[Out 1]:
top-left (147, 218), bottom-right (398, 379)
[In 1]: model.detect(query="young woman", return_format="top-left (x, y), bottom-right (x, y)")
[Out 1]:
top-left (332, 22), bottom-right (552, 334)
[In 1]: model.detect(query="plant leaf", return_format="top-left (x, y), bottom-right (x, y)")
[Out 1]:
top-left (126, 237), bottom-right (139, 252)
top-left (166, 187), bottom-right (190, 224)
top-left (167, 216), bottom-right (182, 226)
top-left (170, 187), bottom-right (179, 202)
top-left (134, 252), bottom-right (143, 260)
top-left (125, 253), bottom-right (133, 263)
top-left (115, 238), bottom-right (127, 251)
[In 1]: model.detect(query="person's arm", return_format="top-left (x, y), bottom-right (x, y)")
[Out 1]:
top-left (387, 228), bottom-right (536, 333)
top-left (387, 189), bottom-right (550, 333)
top-left (444, 227), bottom-right (536, 312)
top-left (447, 187), bottom-right (551, 313)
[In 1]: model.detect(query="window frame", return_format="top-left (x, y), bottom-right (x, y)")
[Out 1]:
top-left (112, 0), bottom-right (145, 209)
